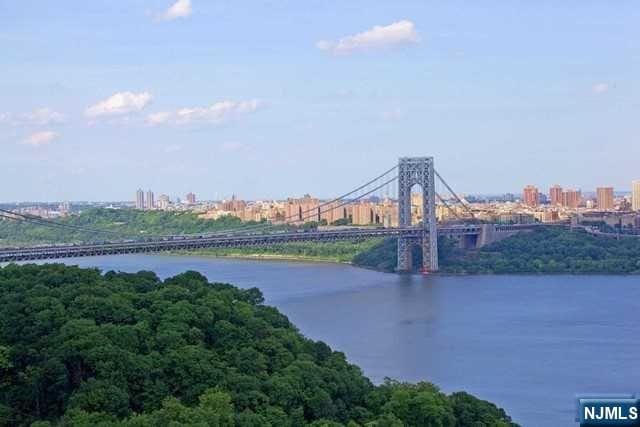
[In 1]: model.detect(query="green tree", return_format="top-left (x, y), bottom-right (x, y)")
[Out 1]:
top-left (0, 264), bottom-right (517, 426)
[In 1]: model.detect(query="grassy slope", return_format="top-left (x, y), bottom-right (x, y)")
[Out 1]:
top-left (178, 239), bottom-right (385, 263)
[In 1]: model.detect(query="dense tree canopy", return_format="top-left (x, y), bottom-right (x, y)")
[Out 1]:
top-left (439, 228), bottom-right (640, 274)
top-left (0, 208), bottom-right (255, 245)
top-left (0, 264), bottom-right (517, 426)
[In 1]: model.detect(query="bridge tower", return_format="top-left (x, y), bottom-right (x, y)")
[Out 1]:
top-left (397, 157), bottom-right (438, 272)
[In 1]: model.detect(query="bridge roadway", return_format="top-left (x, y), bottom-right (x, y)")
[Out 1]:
top-left (0, 223), bottom-right (542, 263)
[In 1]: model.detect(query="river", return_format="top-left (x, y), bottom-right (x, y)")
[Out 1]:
top-left (27, 254), bottom-right (640, 427)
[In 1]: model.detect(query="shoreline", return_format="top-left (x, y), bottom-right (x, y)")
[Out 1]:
top-left (164, 250), bottom-right (354, 265)
top-left (162, 251), bottom-right (640, 276)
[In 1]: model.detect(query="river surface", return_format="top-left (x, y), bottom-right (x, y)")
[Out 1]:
top-left (23, 254), bottom-right (640, 427)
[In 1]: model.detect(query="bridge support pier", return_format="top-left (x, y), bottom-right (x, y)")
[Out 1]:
top-left (397, 232), bottom-right (436, 272)
top-left (397, 157), bottom-right (438, 272)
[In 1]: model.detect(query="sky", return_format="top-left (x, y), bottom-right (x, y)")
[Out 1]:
top-left (1, 0), bottom-right (639, 202)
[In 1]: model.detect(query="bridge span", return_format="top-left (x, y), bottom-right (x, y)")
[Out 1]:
top-left (0, 157), bottom-right (562, 270)
top-left (0, 223), bottom-right (544, 264)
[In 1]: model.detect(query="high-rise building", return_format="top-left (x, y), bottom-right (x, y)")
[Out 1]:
top-left (186, 192), bottom-right (196, 204)
top-left (633, 181), bottom-right (640, 211)
top-left (596, 187), bottom-right (614, 211)
top-left (283, 194), bottom-right (318, 223)
top-left (549, 185), bottom-right (563, 206)
top-left (522, 185), bottom-right (539, 207)
top-left (135, 189), bottom-right (145, 210)
top-left (221, 195), bottom-right (246, 213)
top-left (59, 201), bottom-right (71, 215)
top-left (562, 189), bottom-right (581, 209)
top-left (146, 190), bottom-right (155, 210)
top-left (158, 194), bottom-right (171, 210)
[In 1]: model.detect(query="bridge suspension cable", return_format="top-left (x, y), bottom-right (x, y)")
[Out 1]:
top-left (175, 165), bottom-right (399, 238)
top-left (435, 193), bottom-right (461, 220)
top-left (0, 165), bottom-right (399, 244)
top-left (198, 173), bottom-right (399, 237)
top-left (434, 170), bottom-right (475, 219)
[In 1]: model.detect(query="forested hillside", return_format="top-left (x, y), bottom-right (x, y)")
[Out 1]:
top-left (0, 264), bottom-right (517, 426)
top-left (353, 228), bottom-right (640, 274)
top-left (0, 208), bottom-right (253, 245)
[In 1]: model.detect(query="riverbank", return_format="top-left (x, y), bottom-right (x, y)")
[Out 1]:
top-left (166, 249), bottom-right (353, 264)
top-left (165, 238), bottom-right (384, 266)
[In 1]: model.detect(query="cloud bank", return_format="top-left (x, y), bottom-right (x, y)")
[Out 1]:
top-left (317, 20), bottom-right (419, 55)
top-left (85, 92), bottom-right (153, 118)
top-left (0, 108), bottom-right (65, 126)
top-left (146, 99), bottom-right (261, 126)
top-left (22, 131), bottom-right (59, 146)
top-left (23, 107), bottom-right (65, 125)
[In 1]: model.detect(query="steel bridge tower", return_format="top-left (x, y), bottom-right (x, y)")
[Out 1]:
top-left (397, 157), bottom-right (438, 272)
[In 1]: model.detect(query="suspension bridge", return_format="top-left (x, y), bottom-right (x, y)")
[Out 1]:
top-left (0, 157), bottom-right (544, 271)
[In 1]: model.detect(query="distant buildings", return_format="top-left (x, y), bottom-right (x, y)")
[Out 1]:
top-left (135, 189), bottom-right (197, 210)
top-left (522, 185), bottom-right (539, 207)
top-left (562, 189), bottom-right (581, 209)
top-left (284, 194), bottom-right (320, 222)
top-left (158, 194), bottom-right (171, 210)
top-left (135, 189), bottom-right (145, 210)
top-left (146, 190), bottom-right (155, 210)
top-left (546, 185), bottom-right (581, 209)
top-left (58, 201), bottom-right (71, 216)
top-left (549, 185), bottom-right (563, 206)
top-left (122, 177), bottom-right (638, 227)
top-left (221, 195), bottom-right (245, 213)
top-left (633, 181), bottom-right (640, 211)
top-left (596, 187), bottom-right (614, 211)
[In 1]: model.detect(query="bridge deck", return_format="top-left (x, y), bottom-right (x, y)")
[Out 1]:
top-left (0, 224), bottom-right (544, 263)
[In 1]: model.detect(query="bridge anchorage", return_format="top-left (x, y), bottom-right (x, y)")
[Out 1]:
top-left (397, 157), bottom-right (438, 273)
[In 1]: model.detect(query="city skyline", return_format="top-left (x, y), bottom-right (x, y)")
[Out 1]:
top-left (2, 179), bottom-right (640, 204)
top-left (2, 1), bottom-right (639, 201)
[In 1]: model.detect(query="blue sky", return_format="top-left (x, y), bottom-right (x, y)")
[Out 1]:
top-left (1, 0), bottom-right (639, 201)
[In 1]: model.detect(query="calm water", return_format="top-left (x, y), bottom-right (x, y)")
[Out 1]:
top-left (17, 255), bottom-right (640, 427)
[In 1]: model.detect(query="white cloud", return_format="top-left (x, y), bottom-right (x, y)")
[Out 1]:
top-left (159, 0), bottom-right (192, 21)
top-left (22, 107), bottom-right (65, 125)
top-left (317, 20), bottom-right (420, 55)
top-left (85, 91), bottom-right (153, 118)
top-left (146, 99), bottom-right (262, 126)
top-left (147, 111), bottom-right (173, 126)
top-left (0, 107), bottom-right (65, 126)
top-left (592, 82), bottom-right (609, 94)
top-left (22, 131), bottom-right (59, 146)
